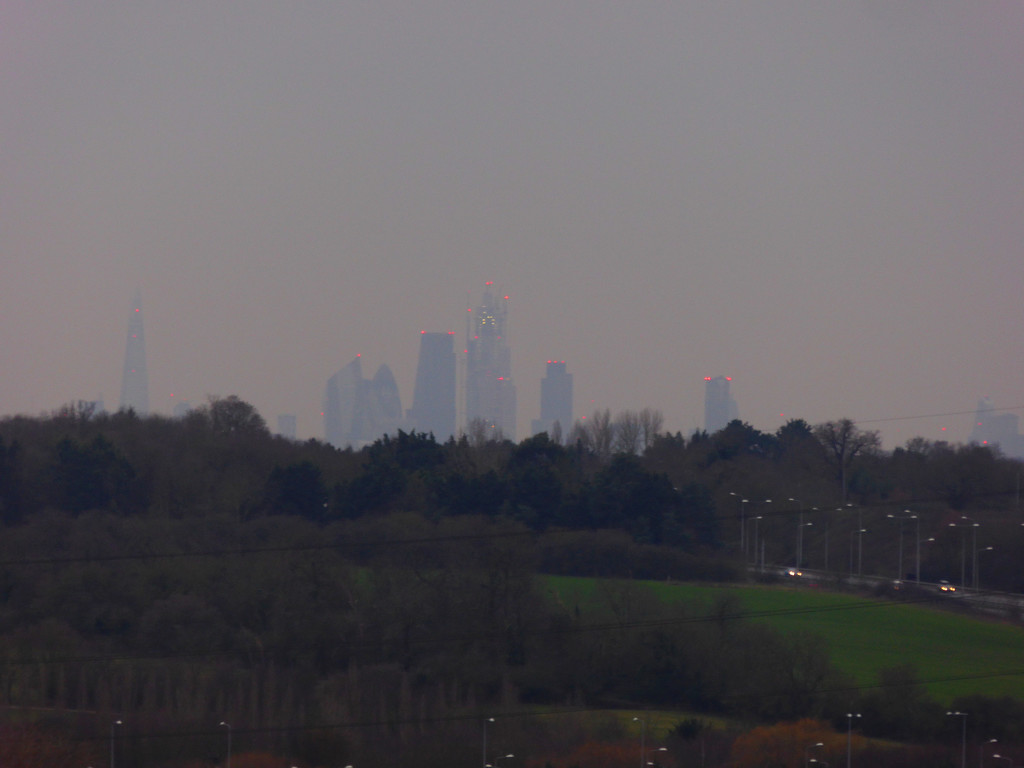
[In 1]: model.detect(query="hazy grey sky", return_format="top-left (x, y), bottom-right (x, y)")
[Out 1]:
top-left (2, 2), bottom-right (1022, 447)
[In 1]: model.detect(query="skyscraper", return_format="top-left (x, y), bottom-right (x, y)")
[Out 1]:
top-left (969, 396), bottom-right (1024, 458)
top-left (323, 356), bottom-right (405, 448)
top-left (119, 291), bottom-right (149, 414)
top-left (409, 331), bottom-right (456, 441)
top-left (465, 285), bottom-right (517, 440)
top-left (531, 360), bottom-right (572, 438)
top-left (704, 376), bottom-right (738, 434)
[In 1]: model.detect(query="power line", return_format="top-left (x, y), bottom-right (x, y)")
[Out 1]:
top-left (856, 405), bottom-right (1024, 426)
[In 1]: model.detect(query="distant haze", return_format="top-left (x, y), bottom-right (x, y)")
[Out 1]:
top-left (2, 3), bottom-right (1022, 448)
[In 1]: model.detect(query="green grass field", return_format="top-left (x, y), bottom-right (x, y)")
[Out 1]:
top-left (543, 574), bottom-right (1024, 703)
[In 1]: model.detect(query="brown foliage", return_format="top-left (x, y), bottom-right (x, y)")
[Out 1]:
top-left (0, 722), bottom-right (96, 768)
top-left (729, 718), bottom-right (858, 768)
top-left (230, 751), bottom-right (290, 768)
top-left (527, 740), bottom-right (673, 768)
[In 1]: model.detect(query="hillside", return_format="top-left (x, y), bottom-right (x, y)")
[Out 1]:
top-left (545, 575), bottom-right (1024, 703)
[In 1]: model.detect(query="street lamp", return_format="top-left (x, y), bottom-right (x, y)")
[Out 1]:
top-left (976, 546), bottom-right (994, 590)
top-left (110, 719), bottom-right (122, 768)
top-left (633, 717), bottom-right (647, 768)
top-left (887, 511), bottom-right (916, 581)
top-left (752, 516), bottom-right (763, 568)
top-left (797, 521), bottom-right (814, 571)
top-left (789, 498), bottom-right (802, 568)
top-left (846, 712), bottom-right (861, 768)
top-left (980, 738), bottom-right (998, 768)
top-left (857, 528), bottom-right (867, 577)
top-left (849, 530), bottom-right (866, 578)
top-left (646, 747), bottom-right (668, 767)
top-left (805, 741), bottom-right (824, 768)
top-left (949, 518), bottom-right (979, 589)
top-left (220, 721), bottom-right (232, 768)
top-left (729, 493), bottom-right (748, 555)
top-left (992, 756), bottom-right (1013, 768)
top-left (947, 711), bottom-right (968, 768)
top-left (482, 717), bottom-right (495, 768)
top-left (851, 504), bottom-right (863, 576)
top-left (917, 537), bottom-right (935, 583)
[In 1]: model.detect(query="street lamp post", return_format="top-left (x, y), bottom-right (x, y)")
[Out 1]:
top-left (752, 516), bottom-right (762, 568)
top-left (853, 505), bottom-right (863, 576)
top-left (824, 512), bottom-right (833, 573)
top-left (947, 711), bottom-right (968, 768)
top-left (971, 521), bottom-right (980, 589)
top-left (949, 518), bottom-right (978, 589)
top-left (980, 738), bottom-right (998, 768)
top-left (976, 546), bottom-right (994, 590)
top-left (798, 520), bottom-right (813, 570)
top-left (805, 741), bottom-right (824, 768)
top-left (729, 493), bottom-right (747, 557)
top-left (633, 717), bottom-right (646, 768)
top-left (846, 712), bottom-right (861, 768)
top-left (917, 537), bottom-right (935, 583)
top-left (887, 511), bottom-right (916, 581)
top-left (858, 528), bottom-right (867, 577)
top-left (789, 498), bottom-right (803, 569)
top-left (849, 531), bottom-right (866, 578)
top-left (646, 747), bottom-right (668, 767)
top-left (110, 719), bottom-right (122, 768)
top-left (220, 721), bottom-right (232, 768)
top-left (992, 756), bottom-right (1013, 768)
top-left (482, 717), bottom-right (495, 768)
top-left (913, 515), bottom-right (922, 582)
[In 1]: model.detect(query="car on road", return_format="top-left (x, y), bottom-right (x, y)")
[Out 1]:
top-left (938, 579), bottom-right (957, 593)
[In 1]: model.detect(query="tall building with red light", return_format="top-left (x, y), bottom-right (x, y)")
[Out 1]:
top-left (118, 290), bottom-right (149, 414)
top-left (409, 331), bottom-right (456, 441)
top-left (969, 396), bottom-right (1024, 459)
top-left (464, 285), bottom-right (517, 440)
top-left (531, 360), bottom-right (572, 439)
top-left (704, 375), bottom-right (738, 434)
top-left (323, 357), bottom-right (405, 448)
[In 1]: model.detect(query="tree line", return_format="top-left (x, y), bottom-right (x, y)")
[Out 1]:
top-left (0, 398), bottom-right (1020, 765)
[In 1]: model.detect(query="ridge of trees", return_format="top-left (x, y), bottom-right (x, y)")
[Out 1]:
top-left (0, 398), bottom-right (1021, 766)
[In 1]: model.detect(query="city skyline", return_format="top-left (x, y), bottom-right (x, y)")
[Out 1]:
top-left (2, 4), bottom-right (1022, 449)
top-left (108, 290), bottom-right (1024, 460)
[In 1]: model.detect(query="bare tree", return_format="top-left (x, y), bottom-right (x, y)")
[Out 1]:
top-left (613, 410), bottom-right (643, 454)
top-left (566, 419), bottom-right (590, 449)
top-left (583, 408), bottom-right (614, 458)
top-left (638, 407), bottom-right (664, 451)
top-left (464, 416), bottom-right (503, 448)
top-left (813, 418), bottom-right (881, 500)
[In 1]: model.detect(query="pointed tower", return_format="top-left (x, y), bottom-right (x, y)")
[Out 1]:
top-left (119, 291), bottom-right (149, 414)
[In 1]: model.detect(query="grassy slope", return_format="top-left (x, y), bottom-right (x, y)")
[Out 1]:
top-left (543, 575), bottom-right (1024, 703)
